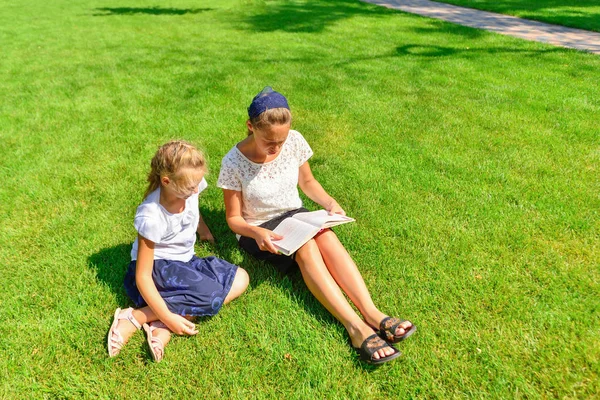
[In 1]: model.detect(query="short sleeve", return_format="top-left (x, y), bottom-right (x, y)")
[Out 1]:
top-left (134, 216), bottom-right (164, 243)
top-left (198, 177), bottom-right (208, 193)
top-left (217, 153), bottom-right (242, 191)
top-left (293, 131), bottom-right (313, 166)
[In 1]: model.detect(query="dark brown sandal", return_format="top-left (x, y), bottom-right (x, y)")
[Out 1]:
top-left (379, 317), bottom-right (417, 343)
top-left (354, 333), bottom-right (401, 365)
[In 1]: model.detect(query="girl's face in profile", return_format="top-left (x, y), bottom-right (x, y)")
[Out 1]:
top-left (162, 168), bottom-right (205, 200)
top-left (252, 122), bottom-right (290, 157)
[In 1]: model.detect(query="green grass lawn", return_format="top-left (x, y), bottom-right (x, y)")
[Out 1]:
top-left (1, 0), bottom-right (599, 398)
top-left (430, 0), bottom-right (600, 32)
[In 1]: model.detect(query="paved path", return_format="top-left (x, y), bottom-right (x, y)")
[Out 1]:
top-left (363, 0), bottom-right (600, 54)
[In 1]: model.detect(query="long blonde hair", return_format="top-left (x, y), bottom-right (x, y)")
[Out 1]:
top-left (144, 140), bottom-right (207, 199)
top-left (247, 107), bottom-right (292, 135)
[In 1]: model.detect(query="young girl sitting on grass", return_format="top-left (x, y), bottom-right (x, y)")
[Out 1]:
top-left (107, 140), bottom-right (249, 362)
top-left (217, 87), bottom-right (416, 365)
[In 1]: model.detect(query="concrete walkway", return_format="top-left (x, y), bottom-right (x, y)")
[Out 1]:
top-left (363, 0), bottom-right (600, 54)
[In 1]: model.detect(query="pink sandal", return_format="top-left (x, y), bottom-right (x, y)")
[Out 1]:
top-left (143, 321), bottom-right (171, 363)
top-left (107, 307), bottom-right (142, 357)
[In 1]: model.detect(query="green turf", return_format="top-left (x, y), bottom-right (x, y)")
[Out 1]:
top-left (429, 0), bottom-right (600, 32)
top-left (1, 0), bottom-right (599, 398)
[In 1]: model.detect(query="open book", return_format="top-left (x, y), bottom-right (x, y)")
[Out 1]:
top-left (272, 210), bottom-right (355, 256)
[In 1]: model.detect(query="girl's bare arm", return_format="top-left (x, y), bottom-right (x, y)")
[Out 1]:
top-left (222, 189), bottom-right (282, 253)
top-left (298, 161), bottom-right (345, 215)
top-left (196, 213), bottom-right (215, 243)
top-left (135, 235), bottom-right (198, 335)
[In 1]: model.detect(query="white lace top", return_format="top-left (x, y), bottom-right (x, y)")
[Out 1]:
top-left (217, 130), bottom-right (313, 226)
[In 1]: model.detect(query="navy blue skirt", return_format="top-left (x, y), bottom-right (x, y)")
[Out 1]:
top-left (123, 255), bottom-right (238, 317)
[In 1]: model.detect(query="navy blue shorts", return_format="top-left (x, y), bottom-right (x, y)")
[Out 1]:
top-left (123, 255), bottom-right (238, 317)
top-left (238, 208), bottom-right (309, 274)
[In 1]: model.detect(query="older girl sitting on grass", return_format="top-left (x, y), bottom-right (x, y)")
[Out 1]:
top-left (217, 87), bottom-right (415, 365)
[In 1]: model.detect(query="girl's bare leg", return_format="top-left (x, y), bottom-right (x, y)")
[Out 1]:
top-left (224, 267), bottom-right (249, 305)
top-left (112, 306), bottom-right (160, 347)
top-left (144, 267), bottom-right (248, 348)
top-left (314, 230), bottom-right (413, 335)
top-left (296, 239), bottom-right (395, 360)
top-left (113, 267), bottom-right (249, 351)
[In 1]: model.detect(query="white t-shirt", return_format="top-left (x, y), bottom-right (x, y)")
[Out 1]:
top-left (130, 178), bottom-right (208, 262)
top-left (217, 130), bottom-right (313, 226)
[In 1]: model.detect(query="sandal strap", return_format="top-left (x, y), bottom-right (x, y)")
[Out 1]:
top-left (147, 321), bottom-right (170, 350)
top-left (143, 322), bottom-right (167, 362)
top-left (380, 317), bottom-right (403, 341)
top-left (120, 308), bottom-right (142, 330)
top-left (108, 308), bottom-right (136, 357)
top-left (109, 331), bottom-right (124, 349)
top-left (360, 333), bottom-right (392, 361)
top-left (150, 336), bottom-right (164, 349)
top-left (149, 320), bottom-right (169, 330)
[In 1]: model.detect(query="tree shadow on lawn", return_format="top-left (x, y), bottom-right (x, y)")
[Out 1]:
top-left (225, 15), bottom-right (568, 67)
top-left (236, 0), bottom-right (393, 33)
top-left (241, 42), bottom-right (567, 70)
top-left (410, 20), bottom-right (486, 39)
top-left (93, 7), bottom-right (213, 16)
top-left (391, 43), bottom-right (566, 58)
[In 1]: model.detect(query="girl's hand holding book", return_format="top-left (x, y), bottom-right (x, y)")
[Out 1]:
top-left (326, 199), bottom-right (345, 216)
top-left (253, 227), bottom-right (283, 254)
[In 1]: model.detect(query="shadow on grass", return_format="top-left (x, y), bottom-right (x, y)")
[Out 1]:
top-left (236, 0), bottom-right (392, 33)
top-left (203, 207), bottom-right (337, 325)
top-left (237, 42), bottom-right (567, 70)
top-left (88, 241), bottom-right (215, 362)
top-left (410, 22), bottom-right (485, 39)
top-left (87, 205), bottom-right (378, 369)
top-left (204, 206), bottom-right (379, 370)
top-left (93, 7), bottom-right (213, 16)
top-left (88, 242), bottom-right (132, 306)
top-left (392, 43), bottom-right (565, 57)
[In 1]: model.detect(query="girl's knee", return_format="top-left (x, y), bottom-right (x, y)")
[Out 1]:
top-left (296, 238), bottom-right (319, 261)
top-left (234, 267), bottom-right (250, 293)
top-left (225, 268), bottom-right (249, 304)
top-left (314, 228), bottom-right (334, 239)
top-left (296, 239), bottom-right (327, 269)
top-left (314, 228), bottom-right (341, 246)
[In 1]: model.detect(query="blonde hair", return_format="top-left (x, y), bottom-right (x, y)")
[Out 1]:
top-left (144, 140), bottom-right (207, 199)
top-left (247, 107), bottom-right (292, 135)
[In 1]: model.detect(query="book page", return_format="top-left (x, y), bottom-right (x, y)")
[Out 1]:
top-left (292, 210), bottom-right (354, 228)
top-left (272, 218), bottom-right (321, 256)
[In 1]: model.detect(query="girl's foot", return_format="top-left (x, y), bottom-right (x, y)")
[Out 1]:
top-left (364, 313), bottom-right (416, 343)
top-left (353, 334), bottom-right (401, 365)
top-left (107, 308), bottom-right (142, 357)
top-left (143, 321), bottom-right (172, 362)
top-left (347, 321), bottom-right (397, 361)
top-left (378, 316), bottom-right (416, 343)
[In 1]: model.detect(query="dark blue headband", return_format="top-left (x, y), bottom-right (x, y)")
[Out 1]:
top-left (247, 87), bottom-right (289, 119)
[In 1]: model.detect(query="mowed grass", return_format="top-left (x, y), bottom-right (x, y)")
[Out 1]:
top-left (429, 0), bottom-right (600, 32)
top-left (1, 0), bottom-right (599, 398)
